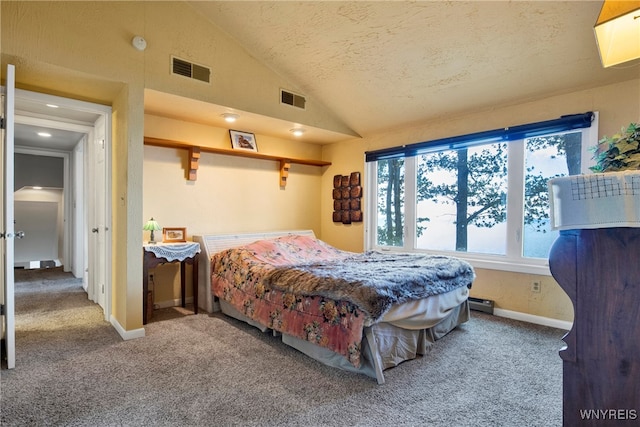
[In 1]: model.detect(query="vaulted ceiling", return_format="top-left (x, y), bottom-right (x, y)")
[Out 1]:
top-left (182, 0), bottom-right (638, 142)
top-left (15, 1), bottom-right (640, 148)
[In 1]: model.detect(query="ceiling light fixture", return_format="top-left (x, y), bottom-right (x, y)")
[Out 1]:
top-left (221, 113), bottom-right (239, 123)
top-left (594, 0), bottom-right (640, 67)
top-left (37, 132), bottom-right (52, 138)
top-left (32, 186), bottom-right (43, 190)
top-left (45, 104), bottom-right (59, 109)
top-left (290, 128), bottom-right (305, 137)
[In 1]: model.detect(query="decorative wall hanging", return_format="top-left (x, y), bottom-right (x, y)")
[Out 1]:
top-left (332, 171), bottom-right (362, 224)
top-left (229, 130), bottom-right (258, 152)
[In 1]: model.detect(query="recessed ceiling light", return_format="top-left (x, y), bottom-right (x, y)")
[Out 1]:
top-left (290, 128), bottom-right (305, 137)
top-left (221, 113), bottom-right (239, 123)
top-left (37, 132), bottom-right (52, 138)
top-left (45, 104), bottom-right (59, 109)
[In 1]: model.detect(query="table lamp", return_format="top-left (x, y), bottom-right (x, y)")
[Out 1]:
top-left (143, 217), bottom-right (161, 244)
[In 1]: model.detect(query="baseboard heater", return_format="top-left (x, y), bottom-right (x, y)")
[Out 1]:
top-left (469, 297), bottom-right (495, 315)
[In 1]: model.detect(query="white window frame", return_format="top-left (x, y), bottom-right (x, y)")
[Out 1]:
top-left (365, 112), bottom-right (599, 276)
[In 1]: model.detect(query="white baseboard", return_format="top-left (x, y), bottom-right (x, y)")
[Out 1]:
top-left (493, 308), bottom-right (573, 331)
top-left (110, 315), bottom-right (145, 340)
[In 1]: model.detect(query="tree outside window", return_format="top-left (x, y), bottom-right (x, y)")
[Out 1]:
top-left (376, 131), bottom-right (582, 260)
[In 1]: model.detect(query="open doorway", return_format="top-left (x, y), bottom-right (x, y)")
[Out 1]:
top-left (14, 151), bottom-right (67, 271)
top-left (13, 89), bottom-right (112, 320)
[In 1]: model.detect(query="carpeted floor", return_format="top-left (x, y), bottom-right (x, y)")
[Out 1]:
top-left (1, 267), bottom-right (565, 426)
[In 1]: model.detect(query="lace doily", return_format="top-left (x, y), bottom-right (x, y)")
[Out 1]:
top-left (143, 242), bottom-right (201, 261)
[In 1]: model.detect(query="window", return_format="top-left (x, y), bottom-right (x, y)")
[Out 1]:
top-left (376, 158), bottom-right (405, 247)
top-left (366, 112), bottom-right (598, 275)
top-left (415, 142), bottom-right (508, 255)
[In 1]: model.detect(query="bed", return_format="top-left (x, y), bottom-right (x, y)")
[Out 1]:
top-left (194, 230), bottom-right (474, 384)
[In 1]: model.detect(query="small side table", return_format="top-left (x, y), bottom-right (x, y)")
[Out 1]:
top-left (143, 242), bottom-right (201, 325)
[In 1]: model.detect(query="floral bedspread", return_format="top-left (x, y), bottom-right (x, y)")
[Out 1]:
top-left (211, 234), bottom-right (474, 368)
top-left (211, 235), bottom-right (366, 367)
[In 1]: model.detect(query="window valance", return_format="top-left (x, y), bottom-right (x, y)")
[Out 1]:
top-left (365, 112), bottom-right (594, 162)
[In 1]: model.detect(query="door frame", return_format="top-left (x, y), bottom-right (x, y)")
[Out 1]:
top-left (14, 89), bottom-right (112, 322)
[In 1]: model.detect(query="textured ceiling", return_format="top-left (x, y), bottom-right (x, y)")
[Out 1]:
top-left (185, 0), bottom-right (639, 141)
top-left (15, 1), bottom-right (640, 149)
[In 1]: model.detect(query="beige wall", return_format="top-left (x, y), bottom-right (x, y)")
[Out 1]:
top-left (143, 114), bottom-right (325, 305)
top-left (2, 1), bottom-right (348, 331)
top-left (320, 78), bottom-right (640, 323)
top-left (320, 139), bottom-right (367, 253)
top-left (3, 1), bottom-right (148, 331)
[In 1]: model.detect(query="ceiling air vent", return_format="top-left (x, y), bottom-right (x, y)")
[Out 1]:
top-left (280, 89), bottom-right (306, 110)
top-left (171, 56), bottom-right (211, 84)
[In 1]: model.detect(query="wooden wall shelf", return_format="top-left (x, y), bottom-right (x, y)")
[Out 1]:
top-left (144, 136), bottom-right (331, 187)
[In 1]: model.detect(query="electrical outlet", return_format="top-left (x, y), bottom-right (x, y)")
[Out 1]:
top-left (531, 281), bottom-right (541, 293)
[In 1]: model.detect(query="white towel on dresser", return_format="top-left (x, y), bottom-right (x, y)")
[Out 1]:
top-left (548, 170), bottom-right (640, 230)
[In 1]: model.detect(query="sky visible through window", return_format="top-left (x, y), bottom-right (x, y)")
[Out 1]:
top-left (416, 144), bottom-right (507, 254)
top-left (522, 139), bottom-right (573, 258)
top-left (413, 138), bottom-right (573, 258)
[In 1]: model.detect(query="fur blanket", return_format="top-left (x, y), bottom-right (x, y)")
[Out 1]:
top-left (263, 251), bottom-right (475, 324)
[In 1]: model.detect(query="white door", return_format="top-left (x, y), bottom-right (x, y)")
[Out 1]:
top-left (1, 64), bottom-right (16, 369)
top-left (88, 115), bottom-right (108, 314)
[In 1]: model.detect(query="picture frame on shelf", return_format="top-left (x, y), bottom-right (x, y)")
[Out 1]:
top-left (229, 130), bottom-right (258, 152)
top-left (162, 227), bottom-right (186, 243)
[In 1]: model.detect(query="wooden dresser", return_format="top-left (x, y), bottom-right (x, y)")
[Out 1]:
top-left (549, 228), bottom-right (640, 425)
top-left (548, 171), bottom-right (640, 426)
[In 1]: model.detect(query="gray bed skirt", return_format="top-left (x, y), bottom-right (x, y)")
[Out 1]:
top-left (218, 299), bottom-right (470, 384)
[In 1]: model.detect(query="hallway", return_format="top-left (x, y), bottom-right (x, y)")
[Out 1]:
top-left (8, 267), bottom-right (113, 369)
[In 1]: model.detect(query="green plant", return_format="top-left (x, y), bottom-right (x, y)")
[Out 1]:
top-left (590, 122), bottom-right (640, 173)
